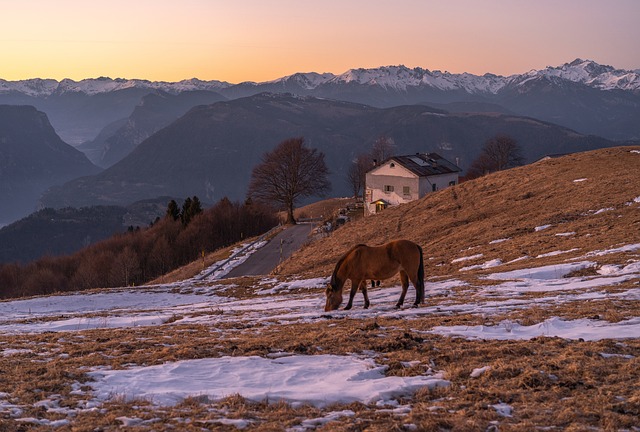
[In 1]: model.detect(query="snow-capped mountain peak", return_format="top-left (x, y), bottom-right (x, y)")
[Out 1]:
top-left (0, 77), bottom-right (232, 98)
top-left (1, 60), bottom-right (638, 98)
top-left (529, 58), bottom-right (640, 91)
top-left (266, 72), bottom-right (336, 90)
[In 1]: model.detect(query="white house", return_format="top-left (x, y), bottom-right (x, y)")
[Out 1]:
top-left (364, 152), bottom-right (461, 216)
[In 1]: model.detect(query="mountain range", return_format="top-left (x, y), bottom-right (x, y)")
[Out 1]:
top-left (1, 59), bottom-right (639, 152)
top-left (3, 59), bottom-right (638, 97)
top-left (38, 93), bottom-right (619, 211)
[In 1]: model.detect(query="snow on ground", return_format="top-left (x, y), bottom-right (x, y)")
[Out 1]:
top-left (0, 241), bottom-right (639, 416)
top-left (430, 317), bottom-right (640, 341)
top-left (88, 355), bottom-right (449, 408)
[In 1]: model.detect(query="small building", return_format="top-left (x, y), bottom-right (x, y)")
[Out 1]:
top-left (364, 152), bottom-right (461, 216)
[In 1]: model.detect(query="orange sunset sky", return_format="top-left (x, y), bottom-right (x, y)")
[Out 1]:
top-left (2, 0), bottom-right (639, 83)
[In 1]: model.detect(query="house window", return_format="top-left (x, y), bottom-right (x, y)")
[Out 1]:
top-left (390, 163), bottom-right (395, 168)
top-left (384, 185), bottom-right (394, 193)
top-left (449, 180), bottom-right (457, 186)
top-left (403, 186), bottom-right (410, 195)
top-left (432, 184), bottom-right (437, 192)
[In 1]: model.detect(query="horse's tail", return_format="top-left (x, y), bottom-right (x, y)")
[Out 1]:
top-left (416, 244), bottom-right (425, 304)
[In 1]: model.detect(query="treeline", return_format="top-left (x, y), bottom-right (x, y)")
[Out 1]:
top-left (0, 197), bottom-right (278, 299)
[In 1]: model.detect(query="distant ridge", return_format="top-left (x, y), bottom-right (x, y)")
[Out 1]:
top-left (38, 93), bottom-right (620, 211)
top-left (0, 105), bottom-right (100, 223)
top-left (2, 59), bottom-right (639, 144)
top-left (2, 59), bottom-right (638, 95)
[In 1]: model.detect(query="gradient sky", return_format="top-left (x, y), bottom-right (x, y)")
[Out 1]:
top-left (2, 0), bottom-right (639, 83)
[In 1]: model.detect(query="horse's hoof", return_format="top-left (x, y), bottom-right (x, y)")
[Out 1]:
top-left (412, 304), bottom-right (420, 308)
top-left (344, 305), bottom-right (352, 310)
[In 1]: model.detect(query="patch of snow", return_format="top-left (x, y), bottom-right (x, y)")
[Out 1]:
top-left (1, 349), bottom-right (32, 356)
top-left (470, 366), bottom-right (491, 378)
top-left (487, 261), bottom-right (593, 280)
top-left (460, 259), bottom-right (503, 272)
top-left (208, 418), bottom-right (252, 429)
top-left (452, 254), bottom-right (483, 263)
top-left (257, 277), bottom-right (328, 295)
top-left (492, 402), bottom-right (513, 417)
top-left (536, 248), bottom-right (579, 258)
top-left (599, 353), bottom-right (634, 359)
top-left (573, 178), bottom-right (588, 183)
top-left (88, 355), bottom-right (449, 408)
top-left (582, 243), bottom-right (640, 258)
top-left (535, 224), bottom-right (552, 232)
top-left (294, 410), bottom-right (355, 430)
top-left (489, 238), bottom-right (510, 244)
top-left (594, 207), bottom-right (614, 214)
top-left (430, 317), bottom-right (640, 341)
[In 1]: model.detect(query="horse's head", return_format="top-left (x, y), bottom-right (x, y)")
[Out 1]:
top-left (324, 281), bottom-right (342, 312)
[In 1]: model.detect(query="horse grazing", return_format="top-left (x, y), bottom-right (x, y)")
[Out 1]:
top-left (324, 240), bottom-right (425, 311)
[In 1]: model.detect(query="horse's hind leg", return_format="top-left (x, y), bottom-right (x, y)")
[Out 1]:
top-left (396, 271), bottom-right (409, 308)
top-left (345, 279), bottom-right (362, 310)
top-left (360, 281), bottom-right (370, 309)
top-left (409, 274), bottom-right (424, 306)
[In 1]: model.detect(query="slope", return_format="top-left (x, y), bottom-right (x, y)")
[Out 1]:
top-left (279, 146), bottom-right (640, 281)
top-left (80, 90), bottom-right (227, 167)
top-left (0, 105), bottom-right (101, 224)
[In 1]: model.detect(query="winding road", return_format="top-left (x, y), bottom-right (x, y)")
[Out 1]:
top-left (224, 223), bottom-right (314, 277)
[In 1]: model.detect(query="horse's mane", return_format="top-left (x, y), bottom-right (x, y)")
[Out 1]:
top-left (330, 244), bottom-right (366, 288)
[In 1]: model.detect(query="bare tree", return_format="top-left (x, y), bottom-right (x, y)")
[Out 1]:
top-left (466, 135), bottom-right (525, 179)
top-left (346, 153), bottom-right (372, 200)
top-left (371, 135), bottom-right (396, 165)
top-left (110, 246), bottom-right (140, 286)
top-left (247, 137), bottom-right (331, 224)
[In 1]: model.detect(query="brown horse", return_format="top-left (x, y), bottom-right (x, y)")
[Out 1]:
top-left (324, 240), bottom-right (425, 311)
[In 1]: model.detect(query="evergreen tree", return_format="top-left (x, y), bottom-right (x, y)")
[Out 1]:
top-left (189, 195), bottom-right (203, 217)
top-left (166, 199), bottom-right (180, 221)
top-left (181, 197), bottom-right (193, 226)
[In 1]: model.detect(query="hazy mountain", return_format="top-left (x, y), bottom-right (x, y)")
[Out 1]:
top-left (0, 78), bottom-right (229, 145)
top-left (79, 90), bottom-right (226, 167)
top-left (0, 105), bottom-right (101, 224)
top-left (39, 93), bottom-right (620, 210)
top-left (2, 59), bottom-right (639, 143)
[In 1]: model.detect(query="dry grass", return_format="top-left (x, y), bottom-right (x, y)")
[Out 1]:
top-left (1, 146), bottom-right (639, 431)
top-left (1, 319), bottom-right (639, 430)
top-left (279, 146), bottom-right (640, 280)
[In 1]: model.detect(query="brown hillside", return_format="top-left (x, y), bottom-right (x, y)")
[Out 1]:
top-left (279, 146), bottom-right (640, 279)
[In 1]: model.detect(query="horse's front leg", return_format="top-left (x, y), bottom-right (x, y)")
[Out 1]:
top-left (360, 281), bottom-right (370, 309)
top-left (396, 271), bottom-right (409, 308)
top-left (344, 279), bottom-right (361, 310)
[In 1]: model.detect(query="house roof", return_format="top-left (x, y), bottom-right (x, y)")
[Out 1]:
top-left (375, 152), bottom-right (461, 177)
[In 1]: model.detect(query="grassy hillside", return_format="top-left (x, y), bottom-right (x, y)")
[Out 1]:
top-left (0, 146), bottom-right (637, 430)
top-left (280, 146), bottom-right (640, 281)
